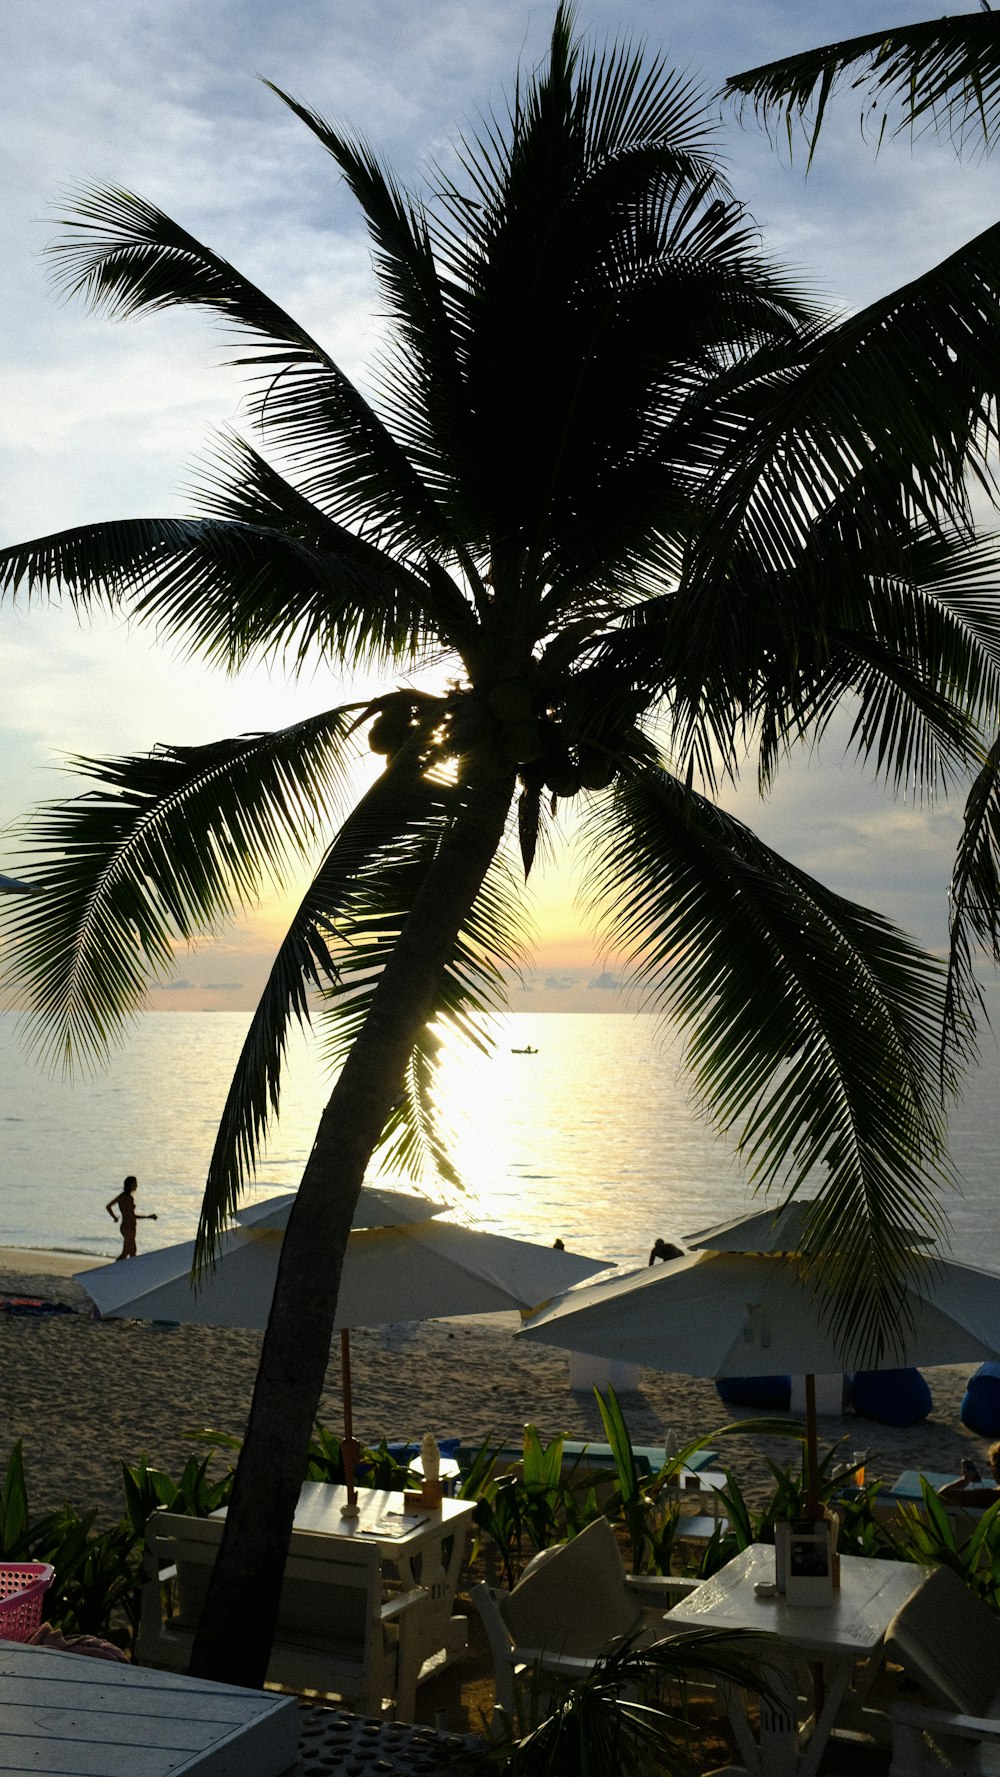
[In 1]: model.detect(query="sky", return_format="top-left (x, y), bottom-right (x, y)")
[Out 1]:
top-left (1, 0), bottom-right (998, 1015)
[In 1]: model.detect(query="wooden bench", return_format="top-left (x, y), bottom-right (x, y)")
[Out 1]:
top-left (137, 1510), bottom-right (429, 1720)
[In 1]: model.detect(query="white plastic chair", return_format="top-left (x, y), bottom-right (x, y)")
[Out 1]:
top-left (886, 1563), bottom-right (1000, 1774)
top-left (138, 1509), bottom-right (429, 1720)
top-left (471, 1516), bottom-right (697, 1732)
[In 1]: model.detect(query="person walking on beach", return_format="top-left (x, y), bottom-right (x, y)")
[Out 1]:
top-left (106, 1175), bottom-right (157, 1259)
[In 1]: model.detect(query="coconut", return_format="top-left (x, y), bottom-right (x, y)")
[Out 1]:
top-left (487, 678), bottom-right (535, 726)
top-left (498, 718), bottom-right (544, 766)
top-left (368, 709), bottom-right (414, 754)
top-left (543, 754), bottom-right (582, 797)
top-left (577, 750), bottom-right (617, 790)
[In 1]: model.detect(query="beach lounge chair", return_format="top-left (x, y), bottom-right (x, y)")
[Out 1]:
top-left (885, 1563), bottom-right (1000, 1773)
top-left (137, 1509), bottom-right (429, 1720)
top-left (472, 1515), bottom-right (698, 1732)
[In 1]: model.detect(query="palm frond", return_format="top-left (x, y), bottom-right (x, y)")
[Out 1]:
top-left (0, 497), bottom-right (462, 674)
top-left (752, 527), bottom-right (1000, 795)
top-left (262, 86), bottom-right (483, 584)
top-left (196, 757), bottom-right (464, 1256)
top-left (314, 825), bottom-right (530, 1185)
top-left (0, 710), bottom-right (359, 1071)
top-left (373, 846), bottom-right (531, 1191)
top-left (669, 227), bottom-right (1000, 723)
top-left (726, 14), bottom-right (1000, 165)
top-left (945, 734), bottom-right (1000, 1075)
top-left (46, 185), bottom-right (456, 561)
top-left (190, 433), bottom-right (476, 662)
top-left (422, 10), bottom-right (821, 591)
top-left (584, 767), bottom-right (955, 1365)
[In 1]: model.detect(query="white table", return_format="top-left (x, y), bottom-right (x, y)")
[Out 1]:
top-left (0, 1638), bottom-right (298, 1776)
top-left (667, 1543), bottom-right (925, 1777)
top-left (292, 1483), bottom-right (477, 1677)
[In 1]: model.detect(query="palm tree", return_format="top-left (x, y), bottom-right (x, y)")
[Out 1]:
top-left (4, 5), bottom-right (1000, 1685)
top-left (725, 2), bottom-right (1000, 1059)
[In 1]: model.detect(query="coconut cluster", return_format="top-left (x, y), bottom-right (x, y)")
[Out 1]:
top-left (484, 677), bottom-right (620, 797)
top-left (366, 700), bottom-right (426, 757)
top-left (367, 680), bottom-right (625, 799)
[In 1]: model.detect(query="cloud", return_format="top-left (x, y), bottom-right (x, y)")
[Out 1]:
top-left (153, 979), bottom-right (243, 993)
top-left (588, 972), bottom-right (623, 991)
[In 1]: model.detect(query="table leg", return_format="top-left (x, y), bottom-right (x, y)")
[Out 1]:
top-left (796, 1657), bottom-right (856, 1777)
top-left (756, 1655), bottom-right (803, 1777)
top-left (722, 1653), bottom-right (812, 1777)
top-left (388, 1523), bottom-right (470, 1674)
top-left (716, 1679), bottom-right (765, 1775)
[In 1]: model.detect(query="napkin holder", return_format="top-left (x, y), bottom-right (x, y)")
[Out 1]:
top-left (778, 1516), bottom-right (835, 1607)
top-left (402, 1480), bottom-right (443, 1511)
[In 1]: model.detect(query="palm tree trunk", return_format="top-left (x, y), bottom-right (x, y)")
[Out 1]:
top-left (188, 763), bottom-right (514, 1687)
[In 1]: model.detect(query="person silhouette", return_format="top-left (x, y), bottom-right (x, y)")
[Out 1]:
top-left (106, 1175), bottom-right (157, 1260)
top-left (648, 1237), bottom-right (683, 1265)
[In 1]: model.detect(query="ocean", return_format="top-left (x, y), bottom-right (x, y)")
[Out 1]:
top-left (1, 1008), bottom-right (998, 1272)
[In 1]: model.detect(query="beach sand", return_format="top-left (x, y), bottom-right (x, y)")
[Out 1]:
top-left (0, 1247), bottom-right (989, 1526)
top-left (1, 1247), bottom-right (986, 1767)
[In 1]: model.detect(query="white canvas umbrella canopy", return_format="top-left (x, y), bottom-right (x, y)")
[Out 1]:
top-left (518, 1236), bottom-right (1000, 1510)
top-left (678, 1198), bottom-right (936, 1504)
top-left (78, 1188), bottom-right (606, 1328)
top-left (682, 1199), bottom-right (934, 1257)
top-left (0, 872), bottom-right (36, 895)
top-left (78, 1184), bottom-right (448, 1328)
top-left (77, 1186), bottom-right (607, 1508)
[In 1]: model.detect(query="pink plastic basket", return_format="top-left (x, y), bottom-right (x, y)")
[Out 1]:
top-left (0, 1562), bottom-right (55, 1642)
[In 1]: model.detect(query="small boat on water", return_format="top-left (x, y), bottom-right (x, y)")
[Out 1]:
top-left (511, 1045), bottom-right (538, 1054)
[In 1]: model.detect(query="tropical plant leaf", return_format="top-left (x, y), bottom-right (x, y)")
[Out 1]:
top-left (584, 766), bottom-right (955, 1365)
top-left (726, 14), bottom-right (1000, 165)
top-left (312, 813), bottom-right (531, 1201)
top-left (195, 754), bottom-right (460, 1255)
top-left (0, 709), bottom-right (359, 1071)
top-left (676, 227), bottom-right (1000, 687)
top-left (945, 733), bottom-right (1000, 1070)
top-left (0, 498), bottom-right (462, 677)
top-left (45, 184), bottom-right (459, 565)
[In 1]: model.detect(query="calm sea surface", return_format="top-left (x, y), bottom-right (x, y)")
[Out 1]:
top-left (0, 1008), bottom-right (998, 1271)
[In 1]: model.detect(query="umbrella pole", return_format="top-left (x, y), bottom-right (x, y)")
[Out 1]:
top-left (340, 1328), bottom-right (360, 1518)
top-left (804, 1373), bottom-right (821, 1517)
top-left (803, 1373), bottom-right (829, 1716)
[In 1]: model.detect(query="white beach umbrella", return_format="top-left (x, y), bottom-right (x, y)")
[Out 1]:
top-left (78, 1182), bottom-right (449, 1327)
top-left (677, 1198), bottom-right (938, 1502)
top-left (517, 1240), bottom-right (1000, 1510)
top-left (682, 1199), bottom-right (934, 1256)
top-left (78, 1186), bottom-right (605, 1327)
top-left (77, 1187), bottom-right (607, 1507)
top-left (0, 872), bottom-right (37, 895)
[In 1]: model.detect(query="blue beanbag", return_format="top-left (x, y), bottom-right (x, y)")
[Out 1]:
top-left (851, 1367), bottom-right (932, 1427)
top-left (385, 1441), bottom-right (419, 1463)
top-left (961, 1363), bottom-right (1000, 1437)
top-left (716, 1375), bottom-right (791, 1411)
